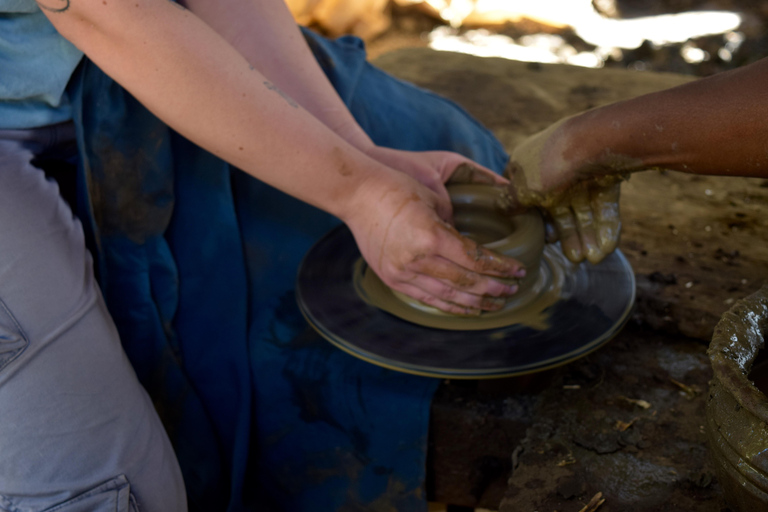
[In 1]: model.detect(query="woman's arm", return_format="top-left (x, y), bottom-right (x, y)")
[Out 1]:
top-left (39, 0), bottom-right (371, 217)
top-left (38, 0), bottom-right (523, 314)
top-left (175, 0), bottom-right (508, 204)
top-left (177, 0), bottom-right (376, 152)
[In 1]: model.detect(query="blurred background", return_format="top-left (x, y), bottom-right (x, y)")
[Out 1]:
top-left (287, 0), bottom-right (768, 77)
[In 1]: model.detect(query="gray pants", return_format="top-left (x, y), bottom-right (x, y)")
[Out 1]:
top-left (0, 123), bottom-right (186, 511)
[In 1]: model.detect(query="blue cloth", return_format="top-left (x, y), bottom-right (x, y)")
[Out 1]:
top-left (66, 29), bottom-right (509, 511)
top-left (0, 1), bottom-right (83, 129)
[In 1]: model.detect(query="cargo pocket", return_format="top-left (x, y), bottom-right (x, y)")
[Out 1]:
top-left (0, 299), bottom-right (28, 373)
top-left (42, 475), bottom-right (138, 512)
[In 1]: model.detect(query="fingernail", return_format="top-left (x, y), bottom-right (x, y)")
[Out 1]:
top-left (514, 268), bottom-right (526, 278)
top-left (506, 284), bottom-right (519, 295)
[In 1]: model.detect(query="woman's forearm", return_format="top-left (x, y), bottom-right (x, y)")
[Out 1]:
top-left (40, 0), bottom-right (389, 221)
top-left (177, 0), bottom-right (375, 152)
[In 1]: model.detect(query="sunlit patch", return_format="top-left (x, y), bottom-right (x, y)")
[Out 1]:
top-left (422, 0), bottom-right (742, 68)
top-left (428, 28), bottom-right (602, 67)
top-left (681, 43), bottom-right (709, 65)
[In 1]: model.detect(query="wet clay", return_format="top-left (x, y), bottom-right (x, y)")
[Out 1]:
top-left (500, 115), bottom-right (630, 264)
top-left (501, 115), bottom-right (634, 210)
top-left (355, 184), bottom-right (566, 330)
top-left (706, 284), bottom-right (768, 512)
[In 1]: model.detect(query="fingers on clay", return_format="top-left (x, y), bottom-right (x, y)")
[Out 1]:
top-left (591, 183), bottom-right (621, 255)
top-left (549, 203), bottom-right (583, 263)
top-left (571, 191), bottom-right (604, 264)
top-left (436, 223), bottom-right (525, 278)
top-left (396, 282), bottom-right (482, 316)
top-left (407, 275), bottom-right (509, 312)
top-left (410, 257), bottom-right (518, 298)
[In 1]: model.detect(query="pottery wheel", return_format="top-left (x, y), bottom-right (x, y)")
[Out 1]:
top-left (296, 224), bottom-right (636, 379)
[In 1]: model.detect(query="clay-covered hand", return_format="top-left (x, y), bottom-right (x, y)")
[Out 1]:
top-left (345, 172), bottom-right (525, 316)
top-left (365, 146), bottom-right (507, 221)
top-left (536, 180), bottom-right (621, 264)
top-left (504, 118), bottom-right (624, 264)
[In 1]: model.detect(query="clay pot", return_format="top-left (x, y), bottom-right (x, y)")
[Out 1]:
top-left (392, 183), bottom-right (545, 315)
top-left (706, 285), bottom-right (768, 511)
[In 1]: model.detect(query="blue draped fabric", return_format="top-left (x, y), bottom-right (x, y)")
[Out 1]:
top-left (66, 30), bottom-right (508, 511)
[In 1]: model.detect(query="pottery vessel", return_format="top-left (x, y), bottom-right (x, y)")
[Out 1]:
top-left (392, 183), bottom-right (545, 315)
top-left (706, 284), bottom-right (768, 511)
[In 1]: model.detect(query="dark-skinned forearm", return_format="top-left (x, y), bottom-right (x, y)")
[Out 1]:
top-left (566, 58), bottom-right (768, 178)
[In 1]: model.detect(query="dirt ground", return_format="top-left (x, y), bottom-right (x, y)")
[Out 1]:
top-left (430, 323), bottom-right (725, 511)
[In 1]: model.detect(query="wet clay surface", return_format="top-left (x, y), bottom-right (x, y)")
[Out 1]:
top-left (428, 323), bottom-right (728, 511)
top-left (375, 49), bottom-right (768, 341)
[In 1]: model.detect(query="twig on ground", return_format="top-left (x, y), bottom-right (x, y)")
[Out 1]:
top-left (578, 491), bottom-right (606, 512)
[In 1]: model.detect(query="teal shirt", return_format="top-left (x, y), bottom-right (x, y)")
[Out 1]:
top-left (0, 0), bottom-right (83, 129)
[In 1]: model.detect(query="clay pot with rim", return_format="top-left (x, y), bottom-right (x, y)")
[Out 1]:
top-left (706, 284), bottom-right (768, 511)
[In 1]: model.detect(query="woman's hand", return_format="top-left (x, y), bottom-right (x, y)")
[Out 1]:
top-left (365, 146), bottom-right (508, 222)
top-left (344, 171), bottom-right (524, 315)
top-left (40, 0), bottom-right (521, 315)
